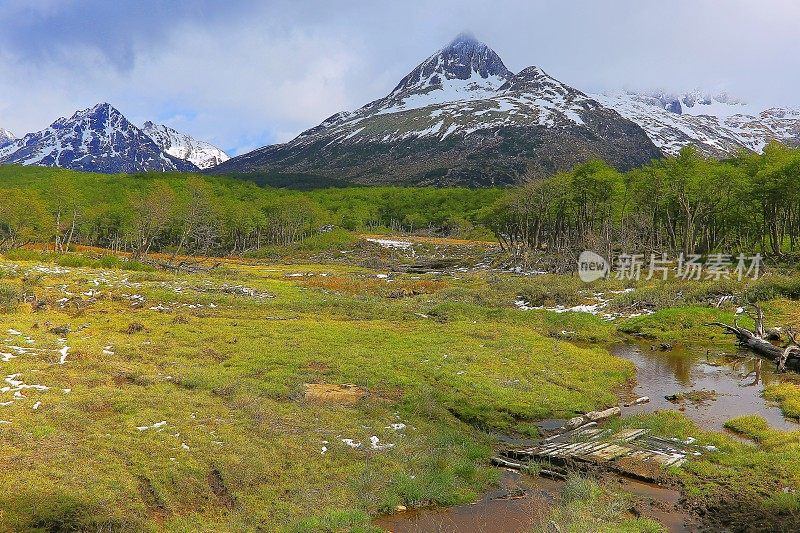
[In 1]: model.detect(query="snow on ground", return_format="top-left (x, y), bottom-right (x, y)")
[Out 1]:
top-left (366, 238), bottom-right (414, 250)
top-left (515, 290), bottom-right (654, 320)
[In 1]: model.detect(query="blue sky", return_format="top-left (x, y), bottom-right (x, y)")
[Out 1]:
top-left (1, 0), bottom-right (799, 156)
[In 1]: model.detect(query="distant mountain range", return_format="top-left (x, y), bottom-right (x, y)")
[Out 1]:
top-left (595, 91), bottom-right (800, 157)
top-left (3, 33), bottom-right (799, 182)
top-left (212, 33), bottom-right (800, 185)
top-left (0, 103), bottom-right (228, 173)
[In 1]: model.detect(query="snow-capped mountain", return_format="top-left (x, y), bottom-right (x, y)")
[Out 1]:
top-left (0, 103), bottom-right (198, 173)
top-left (0, 128), bottom-right (15, 147)
top-left (375, 31), bottom-right (513, 113)
top-left (594, 91), bottom-right (800, 156)
top-left (141, 121), bottom-right (229, 169)
top-left (213, 34), bottom-right (660, 185)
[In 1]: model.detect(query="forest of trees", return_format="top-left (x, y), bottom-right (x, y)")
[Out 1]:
top-left (0, 167), bottom-right (500, 257)
top-left (1, 142), bottom-right (799, 261)
top-left (483, 143), bottom-right (800, 261)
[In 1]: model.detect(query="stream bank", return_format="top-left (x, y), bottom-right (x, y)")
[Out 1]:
top-left (376, 342), bottom-right (800, 532)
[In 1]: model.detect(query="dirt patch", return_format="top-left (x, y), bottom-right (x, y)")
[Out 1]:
top-left (207, 468), bottom-right (236, 510)
top-left (613, 455), bottom-right (668, 483)
top-left (303, 383), bottom-right (366, 405)
top-left (305, 361), bottom-right (330, 373)
top-left (137, 475), bottom-right (169, 520)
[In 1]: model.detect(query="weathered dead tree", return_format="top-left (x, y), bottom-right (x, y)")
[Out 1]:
top-left (153, 258), bottom-right (222, 274)
top-left (780, 329), bottom-right (800, 372)
top-left (708, 304), bottom-right (800, 371)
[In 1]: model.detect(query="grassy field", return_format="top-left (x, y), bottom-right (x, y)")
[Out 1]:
top-left (0, 246), bottom-right (636, 531)
top-left (2, 239), bottom-right (800, 531)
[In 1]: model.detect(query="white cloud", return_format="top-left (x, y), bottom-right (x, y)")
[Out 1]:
top-left (0, 0), bottom-right (798, 156)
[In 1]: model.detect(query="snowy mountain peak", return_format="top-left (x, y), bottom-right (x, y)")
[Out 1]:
top-left (141, 121), bottom-right (230, 169)
top-left (0, 127), bottom-right (15, 147)
top-left (340, 33), bottom-right (514, 119)
top-left (386, 33), bottom-right (512, 104)
top-left (57, 102), bottom-right (126, 128)
top-left (0, 103), bottom-right (197, 173)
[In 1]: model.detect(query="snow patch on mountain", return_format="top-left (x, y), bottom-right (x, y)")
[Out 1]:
top-left (301, 64), bottom-right (601, 146)
top-left (376, 71), bottom-right (509, 116)
top-left (141, 122), bottom-right (229, 169)
top-left (637, 90), bottom-right (757, 119)
top-left (0, 128), bottom-right (15, 147)
top-left (594, 91), bottom-right (800, 156)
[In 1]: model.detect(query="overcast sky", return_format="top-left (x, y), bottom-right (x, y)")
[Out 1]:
top-left (1, 0), bottom-right (798, 155)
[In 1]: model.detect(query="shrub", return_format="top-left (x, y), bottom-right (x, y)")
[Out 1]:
top-left (746, 275), bottom-right (800, 302)
top-left (0, 283), bottom-right (20, 313)
top-left (561, 474), bottom-right (601, 504)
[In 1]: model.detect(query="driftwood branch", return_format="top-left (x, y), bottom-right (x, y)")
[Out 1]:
top-left (779, 327), bottom-right (800, 372)
top-left (708, 307), bottom-right (800, 371)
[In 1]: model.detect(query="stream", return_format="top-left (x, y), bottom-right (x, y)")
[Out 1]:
top-left (375, 343), bottom-right (800, 532)
top-left (614, 343), bottom-right (800, 432)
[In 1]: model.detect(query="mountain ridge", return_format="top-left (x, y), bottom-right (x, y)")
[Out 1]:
top-left (594, 91), bottom-right (800, 156)
top-left (211, 35), bottom-right (662, 185)
top-left (0, 104), bottom-right (231, 173)
top-left (141, 121), bottom-right (230, 170)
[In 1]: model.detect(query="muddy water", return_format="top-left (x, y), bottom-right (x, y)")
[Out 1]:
top-left (614, 343), bottom-right (800, 431)
top-left (375, 470), bottom-right (693, 533)
top-left (374, 471), bottom-right (557, 533)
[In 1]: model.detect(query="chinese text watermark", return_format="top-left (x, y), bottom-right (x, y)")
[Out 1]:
top-left (578, 252), bottom-right (762, 282)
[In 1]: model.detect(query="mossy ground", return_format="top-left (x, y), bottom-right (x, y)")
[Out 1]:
top-left (0, 253), bottom-right (633, 531)
top-left (3, 242), bottom-right (800, 531)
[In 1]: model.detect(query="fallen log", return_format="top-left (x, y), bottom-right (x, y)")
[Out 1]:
top-left (490, 457), bottom-right (567, 480)
top-left (707, 305), bottom-right (800, 371)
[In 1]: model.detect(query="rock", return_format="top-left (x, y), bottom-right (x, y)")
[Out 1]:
top-left (49, 324), bottom-right (70, 335)
top-left (126, 322), bottom-right (144, 334)
top-left (395, 504), bottom-right (407, 512)
top-left (585, 406), bottom-right (621, 422)
top-left (623, 396), bottom-right (650, 407)
top-left (565, 415), bottom-right (587, 430)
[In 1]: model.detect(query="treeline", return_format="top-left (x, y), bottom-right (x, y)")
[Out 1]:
top-left (0, 167), bottom-right (499, 257)
top-left (482, 143), bottom-right (800, 259)
top-left (3, 143), bottom-right (800, 260)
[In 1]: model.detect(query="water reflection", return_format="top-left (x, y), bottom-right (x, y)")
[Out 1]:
top-left (614, 343), bottom-right (800, 431)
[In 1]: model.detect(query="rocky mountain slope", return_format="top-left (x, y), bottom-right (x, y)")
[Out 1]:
top-left (211, 34), bottom-right (662, 186)
top-left (141, 121), bottom-right (229, 169)
top-left (594, 92), bottom-right (800, 157)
